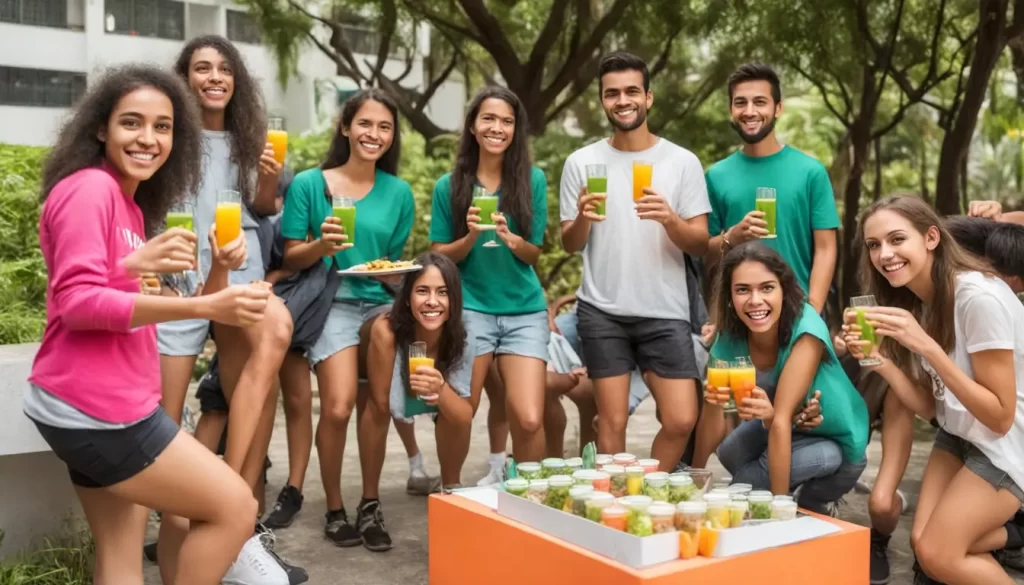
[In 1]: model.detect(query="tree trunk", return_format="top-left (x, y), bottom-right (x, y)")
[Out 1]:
top-left (934, 0), bottom-right (1009, 215)
top-left (919, 146), bottom-right (930, 203)
top-left (873, 136), bottom-right (883, 202)
top-left (841, 121), bottom-right (871, 304)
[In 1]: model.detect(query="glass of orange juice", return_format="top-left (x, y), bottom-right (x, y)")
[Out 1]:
top-left (408, 341), bottom-right (436, 398)
top-left (632, 160), bottom-right (653, 202)
top-left (706, 358), bottom-right (731, 405)
top-left (267, 117), bottom-right (288, 165)
top-left (729, 356), bottom-right (756, 406)
top-left (215, 189), bottom-right (242, 248)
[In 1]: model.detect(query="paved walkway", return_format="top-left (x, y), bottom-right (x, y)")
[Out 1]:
top-left (144, 392), bottom-right (1024, 584)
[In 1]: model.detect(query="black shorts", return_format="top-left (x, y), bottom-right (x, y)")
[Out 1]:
top-left (31, 407), bottom-right (179, 488)
top-left (576, 300), bottom-right (700, 381)
top-left (196, 354), bottom-right (228, 414)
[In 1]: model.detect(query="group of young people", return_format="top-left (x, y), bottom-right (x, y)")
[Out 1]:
top-left (22, 28), bottom-right (1024, 585)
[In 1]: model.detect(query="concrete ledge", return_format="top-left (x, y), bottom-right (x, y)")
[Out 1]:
top-left (0, 343), bottom-right (84, 558)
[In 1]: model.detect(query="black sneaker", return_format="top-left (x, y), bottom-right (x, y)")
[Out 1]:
top-left (869, 529), bottom-right (891, 584)
top-left (324, 509), bottom-right (361, 547)
top-left (143, 541), bottom-right (158, 564)
top-left (912, 559), bottom-right (944, 585)
top-left (264, 486), bottom-right (303, 529)
top-left (356, 500), bottom-right (393, 552)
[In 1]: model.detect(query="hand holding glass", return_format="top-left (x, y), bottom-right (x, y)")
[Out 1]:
top-left (849, 295), bottom-right (882, 366)
top-left (331, 196), bottom-right (357, 247)
top-left (755, 188), bottom-right (777, 239)
top-left (586, 164), bottom-right (608, 217)
top-left (215, 190), bottom-right (242, 248)
top-left (267, 117), bottom-right (288, 165)
top-left (472, 185), bottom-right (501, 248)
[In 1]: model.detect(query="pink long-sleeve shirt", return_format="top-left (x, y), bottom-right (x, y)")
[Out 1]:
top-left (29, 165), bottom-right (160, 424)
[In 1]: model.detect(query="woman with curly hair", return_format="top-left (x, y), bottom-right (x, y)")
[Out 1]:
top-left (24, 63), bottom-right (273, 585)
top-left (430, 86), bottom-right (550, 471)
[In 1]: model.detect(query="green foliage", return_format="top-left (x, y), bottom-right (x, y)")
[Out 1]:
top-left (0, 144), bottom-right (47, 344)
top-left (0, 528), bottom-right (95, 585)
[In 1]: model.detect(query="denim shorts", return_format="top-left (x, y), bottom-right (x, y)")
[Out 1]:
top-left (465, 309), bottom-right (550, 362)
top-left (307, 300), bottom-right (390, 367)
top-left (934, 428), bottom-right (1024, 502)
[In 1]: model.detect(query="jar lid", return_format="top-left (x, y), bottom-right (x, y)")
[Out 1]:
top-left (569, 485), bottom-right (594, 498)
top-left (565, 457), bottom-right (583, 468)
top-left (669, 473), bottom-right (694, 486)
top-left (619, 495), bottom-right (653, 509)
top-left (602, 505), bottom-right (628, 517)
top-left (649, 502), bottom-right (675, 517)
top-left (595, 454), bottom-right (613, 465)
top-left (572, 469), bottom-right (597, 481)
top-left (505, 478), bottom-right (528, 489)
top-left (612, 452), bottom-right (636, 462)
top-left (602, 464), bottom-right (625, 474)
top-left (703, 493), bottom-right (730, 504)
top-left (625, 465), bottom-right (645, 474)
top-left (748, 492), bottom-right (774, 503)
top-left (677, 501), bottom-right (708, 513)
top-left (772, 499), bottom-right (798, 509)
top-left (645, 471), bottom-right (670, 483)
top-left (749, 490), bottom-right (773, 499)
top-left (548, 475), bottom-right (573, 487)
top-left (587, 492), bottom-right (616, 505)
top-left (528, 479), bottom-right (548, 490)
top-left (517, 461), bottom-right (541, 471)
top-left (727, 483), bottom-right (753, 493)
top-left (637, 458), bottom-right (660, 468)
top-left (541, 457), bottom-right (565, 468)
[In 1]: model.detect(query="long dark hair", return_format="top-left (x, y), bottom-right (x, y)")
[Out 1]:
top-left (322, 88), bottom-right (401, 175)
top-left (41, 64), bottom-right (202, 237)
top-left (450, 87), bottom-right (534, 240)
top-left (857, 195), bottom-right (990, 386)
top-left (391, 252), bottom-right (466, 392)
top-left (173, 35), bottom-right (265, 202)
top-left (711, 242), bottom-right (807, 352)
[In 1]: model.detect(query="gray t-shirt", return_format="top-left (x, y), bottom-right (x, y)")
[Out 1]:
top-left (559, 138), bottom-right (711, 320)
top-left (24, 383), bottom-right (138, 430)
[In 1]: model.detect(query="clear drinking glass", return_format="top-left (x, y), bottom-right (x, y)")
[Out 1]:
top-left (849, 295), bottom-right (882, 366)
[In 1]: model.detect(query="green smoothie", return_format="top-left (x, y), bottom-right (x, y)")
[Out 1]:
top-left (755, 197), bottom-right (777, 238)
top-left (473, 195), bottom-right (499, 226)
top-left (855, 308), bottom-right (877, 355)
top-left (332, 205), bottom-right (357, 246)
top-left (587, 176), bottom-right (608, 216)
top-left (166, 212), bottom-right (193, 232)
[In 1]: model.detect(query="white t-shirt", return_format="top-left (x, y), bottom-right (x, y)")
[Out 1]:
top-left (559, 138), bottom-right (711, 320)
top-left (921, 271), bottom-right (1024, 491)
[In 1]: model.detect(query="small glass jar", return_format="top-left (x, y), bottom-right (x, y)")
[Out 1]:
top-left (545, 475), bottom-right (573, 510)
top-left (541, 457), bottom-right (567, 478)
top-left (625, 466), bottom-right (645, 496)
top-left (727, 500), bottom-right (748, 527)
top-left (590, 470), bottom-right (610, 492)
top-left (643, 471), bottom-right (670, 502)
top-left (668, 473), bottom-right (696, 503)
top-left (675, 501), bottom-right (706, 560)
top-left (702, 492), bottom-right (731, 529)
top-left (726, 483), bottom-right (753, 496)
top-left (624, 496), bottom-right (654, 536)
top-left (568, 485), bottom-right (594, 516)
top-left (687, 468), bottom-right (713, 494)
top-left (604, 464), bottom-right (627, 497)
top-left (612, 453), bottom-right (637, 467)
top-left (649, 502), bottom-right (676, 534)
top-left (526, 479), bottom-right (548, 504)
top-left (585, 491), bottom-right (615, 522)
top-left (748, 492), bottom-right (774, 520)
top-left (602, 505), bottom-right (628, 531)
top-left (772, 498), bottom-right (798, 521)
top-left (638, 458), bottom-right (660, 474)
top-left (572, 469), bottom-right (595, 486)
top-left (595, 454), bottom-right (613, 469)
top-left (517, 462), bottom-right (542, 481)
top-left (565, 457), bottom-right (584, 473)
top-left (504, 478), bottom-right (529, 497)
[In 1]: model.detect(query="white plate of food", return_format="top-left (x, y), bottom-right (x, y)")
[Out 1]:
top-left (338, 259), bottom-right (423, 277)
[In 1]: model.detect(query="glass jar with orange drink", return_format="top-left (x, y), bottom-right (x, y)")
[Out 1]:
top-left (601, 505), bottom-right (628, 531)
top-left (214, 189), bottom-right (242, 248)
top-left (632, 160), bottom-right (653, 202)
top-left (267, 117), bottom-right (288, 165)
top-left (729, 356), bottom-right (757, 407)
top-left (675, 501), bottom-right (705, 559)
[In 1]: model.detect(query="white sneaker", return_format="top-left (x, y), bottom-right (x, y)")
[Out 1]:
top-left (476, 468), bottom-right (504, 487)
top-left (222, 534), bottom-right (290, 585)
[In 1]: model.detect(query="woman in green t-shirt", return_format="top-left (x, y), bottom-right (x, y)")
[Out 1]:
top-left (279, 89), bottom-right (415, 551)
top-left (702, 242), bottom-right (869, 514)
top-left (429, 87), bottom-right (550, 463)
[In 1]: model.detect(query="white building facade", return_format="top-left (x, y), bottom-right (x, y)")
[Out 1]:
top-left (0, 0), bottom-right (464, 146)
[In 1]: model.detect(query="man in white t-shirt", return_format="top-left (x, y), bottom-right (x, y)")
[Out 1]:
top-left (559, 51), bottom-right (711, 470)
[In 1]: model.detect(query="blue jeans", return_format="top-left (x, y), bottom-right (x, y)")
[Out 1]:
top-left (716, 419), bottom-right (867, 514)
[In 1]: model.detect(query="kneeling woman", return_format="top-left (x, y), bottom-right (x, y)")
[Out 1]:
top-left (359, 252), bottom-right (476, 520)
top-left (704, 242), bottom-right (869, 514)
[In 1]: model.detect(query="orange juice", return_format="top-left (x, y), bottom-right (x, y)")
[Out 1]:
top-left (730, 366), bottom-right (756, 405)
top-left (632, 161), bottom-right (653, 201)
top-left (215, 202), bottom-right (242, 248)
top-left (707, 367), bottom-right (730, 389)
top-left (267, 129), bottom-right (288, 164)
top-left (408, 356), bottom-right (435, 397)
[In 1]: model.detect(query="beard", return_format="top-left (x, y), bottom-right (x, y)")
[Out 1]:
top-left (731, 115), bottom-right (777, 145)
top-left (605, 105), bottom-right (648, 132)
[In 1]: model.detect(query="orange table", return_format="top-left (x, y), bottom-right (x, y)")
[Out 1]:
top-left (429, 494), bottom-right (868, 585)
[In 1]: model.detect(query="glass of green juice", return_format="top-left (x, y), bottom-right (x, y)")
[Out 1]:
top-left (164, 201), bottom-right (201, 294)
top-left (586, 164), bottom-right (608, 217)
top-left (850, 295), bottom-right (882, 366)
top-left (331, 195), bottom-right (357, 248)
top-left (755, 187), bottom-right (777, 239)
top-left (472, 185), bottom-right (500, 248)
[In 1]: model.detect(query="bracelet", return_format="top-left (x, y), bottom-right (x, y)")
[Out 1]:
top-left (721, 233), bottom-right (732, 254)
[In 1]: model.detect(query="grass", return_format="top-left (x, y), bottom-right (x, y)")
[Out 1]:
top-left (0, 529), bottom-right (95, 585)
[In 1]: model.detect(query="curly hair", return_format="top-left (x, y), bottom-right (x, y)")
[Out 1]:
top-left (390, 252), bottom-right (466, 393)
top-left (41, 64), bottom-right (202, 237)
top-left (173, 35), bottom-right (265, 202)
top-left (711, 241), bottom-right (808, 352)
top-left (322, 88), bottom-right (401, 174)
top-left (450, 87), bottom-right (535, 241)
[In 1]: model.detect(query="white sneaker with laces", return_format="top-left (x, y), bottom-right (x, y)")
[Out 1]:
top-left (221, 534), bottom-right (289, 585)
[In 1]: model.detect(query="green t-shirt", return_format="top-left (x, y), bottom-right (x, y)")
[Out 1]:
top-left (709, 303), bottom-right (869, 463)
top-left (428, 167), bottom-right (548, 315)
top-left (705, 146), bottom-right (839, 293)
top-left (281, 167), bottom-right (415, 305)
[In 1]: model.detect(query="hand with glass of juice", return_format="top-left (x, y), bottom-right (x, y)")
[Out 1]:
top-left (848, 295), bottom-right (883, 366)
top-left (705, 358), bottom-right (732, 407)
top-left (755, 187), bottom-right (777, 239)
top-left (585, 164), bottom-right (608, 218)
top-left (165, 200), bottom-right (202, 294)
top-left (406, 341), bottom-right (439, 417)
top-left (331, 195), bottom-right (357, 248)
top-left (729, 357), bottom-right (756, 406)
top-left (632, 160), bottom-right (653, 202)
top-left (472, 185), bottom-right (501, 248)
top-left (215, 189), bottom-right (242, 248)
top-left (267, 117), bottom-right (288, 165)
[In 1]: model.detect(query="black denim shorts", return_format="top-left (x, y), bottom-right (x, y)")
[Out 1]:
top-left (934, 428), bottom-right (1024, 503)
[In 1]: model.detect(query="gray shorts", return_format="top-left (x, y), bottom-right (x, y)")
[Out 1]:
top-left (934, 428), bottom-right (1024, 503)
top-left (307, 300), bottom-right (390, 367)
top-left (465, 309), bottom-right (550, 362)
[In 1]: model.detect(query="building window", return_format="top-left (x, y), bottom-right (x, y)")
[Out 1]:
top-left (0, 66), bottom-right (87, 108)
top-left (104, 0), bottom-right (184, 40)
top-left (339, 24), bottom-right (407, 59)
top-left (227, 10), bottom-right (262, 45)
top-left (0, 0), bottom-right (68, 28)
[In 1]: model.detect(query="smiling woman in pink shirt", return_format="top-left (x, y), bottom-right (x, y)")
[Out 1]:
top-left (24, 64), bottom-right (274, 585)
